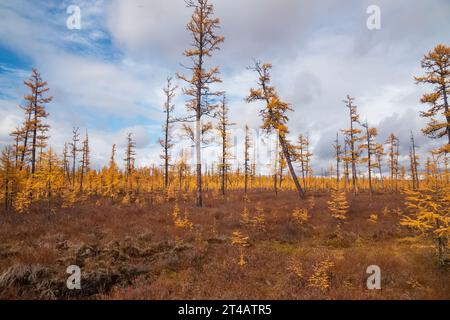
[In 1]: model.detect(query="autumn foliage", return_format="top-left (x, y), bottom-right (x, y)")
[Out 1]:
top-left (0, 0), bottom-right (449, 300)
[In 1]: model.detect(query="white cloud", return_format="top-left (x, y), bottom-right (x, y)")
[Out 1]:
top-left (0, 0), bottom-right (449, 173)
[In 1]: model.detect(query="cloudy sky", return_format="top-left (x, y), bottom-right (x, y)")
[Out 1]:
top-left (0, 0), bottom-right (449, 174)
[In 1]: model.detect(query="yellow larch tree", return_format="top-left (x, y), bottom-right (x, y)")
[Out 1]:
top-left (359, 122), bottom-right (378, 195)
top-left (401, 183), bottom-right (450, 265)
top-left (231, 230), bottom-right (250, 268)
top-left (327, 186), bottom-right (349, 229)
top-left (104, 144), bottom-right (120, 202)
top-left (0, 147), bottom-right (16, 212)
top-left (386, 133), bottom-right (400, 192)
top-left (177, 0), bottom-right (225, 207)
top-left (341, 95), bottom-right (361, 194)
top-left (415, 44), bottom-right (450, 155)
top-left (18, 68), bottom-right (52, 174)
top-left (246, 61), bottom-right (305, 199)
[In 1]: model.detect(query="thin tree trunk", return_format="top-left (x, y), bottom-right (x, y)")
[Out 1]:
top-left (279, 134), bottom-right (305, 199)
top-left (350, 109), bottom-right (357, 194)
top-left (273, 139), bottom-right (278, 195)
top-left (366, 127), bottom-right (373, 195)
top-left (31, 93), bottom-right (38, 174)
top-left (195, 114), bottom-right (202, 207)
top-left (164, 93), bottom-right (170, 189)
top-left (279, 158), bottom-right (284, 189)
top-left (440, 70), bottom-right (450, 146)
top-left (221, 123), bottom-right (226, 196)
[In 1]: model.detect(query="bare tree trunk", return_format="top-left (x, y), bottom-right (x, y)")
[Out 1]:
top-left (244, 127), bottom-right (249, 194)
top-left (344, 142), bottom-right (349, 189)
top-left (4, 163), bottom-right (10, 212)
top-left (436, 218), bottom-right (445, 265)
top-left (350, 112), bottom-right (357, 194)
top-left (273, 139), bottom-right (278, 195)
top-left (195, 115), bottom-right (202, 207)
top-left (221, 135), bottom-right (225, 195)
top-left (440, 70), bottom-right (450, 146)
top-left (164, 113), bottom-right (170, 189)
top-left (31, 111), bottom-right (37, 174)
top-left (365, 125), bottom-right (373, 195)
top-left (279, 134), bottom-right (305, 199)
top-left (377, 159), bottom-right (383, 190)
top-left (279, 157), bottom-right (284, 189)
top-left (19, 113), bottom-right (31, 170)
top-left (335, 133), bottom-right (340, 186)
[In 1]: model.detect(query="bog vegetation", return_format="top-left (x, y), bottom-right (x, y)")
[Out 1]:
top-left (0, 0), bottom-right (449, 299)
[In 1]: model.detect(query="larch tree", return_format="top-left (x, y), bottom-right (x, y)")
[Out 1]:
top-left (69, 127), bottom-right (80, 188)
top-left (360, 121), bottom-right (377, 195)
top-left (342, 137), bottom-right (351, 189)
top-left (273, 138), bottom-right (279, 195)
top-left (409, 132), bottom-right (420, 189)
top-left (409, 147), bottom-right (417, 190)
top-left (251, 143), bottom-right (257, 189)
top-left (17, 103), bottom-right (32, 170)
top-left (386, 133), bottom-right (400, 191)
top-left (246, 61), bottom-right (305, 199)
top-left (244, 125), bottom-right (251, 194)
top-left (36, 125), bottom-right (49, 167)
top-left (181, 121), bottom-right (214, 148)
top-left (415, 44), bottom-right (450, 155)
top-left (401, 185), bottom-right (450, 266)
top-left (36, 148), bottom-right (61, 215)
top-left (79, 131), bottom-right (90, 193)
top-left (443, 154), bottom-right (449, 185)
top-left (374, 143), bottom-right (385, 189)
top-left (24, 69), bottom-right (52, 174)
top-left (0, 147), bottom-right (15, 212)
top-left (298, 135), bottom-right (313, 191)
top-left (305, 137), bottom-right (313, 189)
top-left (17, 69), bottom-right (52, 173)
top-left (177, 0), bottom-right (225, 207)
top-left (327, 186), bottom-right (349, 230)
top-left (160, 76), bottom-right (177, 189)
top-left (176, 149), bottom-right (189, 192)
top-left (10, 127), bottom-right (23, 168)
top-left (425, 156), bottom-right (436, 186)
top-left (62, 143), bottom-right (70, 184)
top-left (124, 133), bottom-right (136, 179)
top-left (341, 95), bottom-right (361, 193)
top-left (106, 144), bottom-right (119, 202)
top-left (278, 149), bottom-right (287, 189)
top-left (333, 133), bottom-right (343, 185)
top-left (297, 134), bottom-right (307, 190)
top-left (217, 94), bottom-right (234, 195)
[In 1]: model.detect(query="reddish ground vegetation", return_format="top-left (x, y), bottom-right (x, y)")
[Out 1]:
top-left (0, 190), bottom-right (449, 300)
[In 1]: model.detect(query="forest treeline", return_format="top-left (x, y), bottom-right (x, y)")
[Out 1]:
top-left (0, 1), bottom-right (449, 264)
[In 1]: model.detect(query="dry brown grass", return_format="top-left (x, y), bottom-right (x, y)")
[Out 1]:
top-left (0, 190), bottom-right (449, 300)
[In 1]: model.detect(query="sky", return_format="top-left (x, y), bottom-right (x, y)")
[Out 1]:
top-left (0, 0), bottom-right (449, 174)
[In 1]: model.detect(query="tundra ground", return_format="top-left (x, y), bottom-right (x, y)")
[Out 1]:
top-left (0, 190), bottom-right (449, 300)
